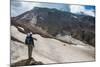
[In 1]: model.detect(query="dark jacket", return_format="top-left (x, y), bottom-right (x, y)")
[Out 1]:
top-left (25, 36), bottom-right (34, 46)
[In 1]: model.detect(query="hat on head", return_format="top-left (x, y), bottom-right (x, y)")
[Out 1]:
top-left (29, 32), bottom-right (32, 35)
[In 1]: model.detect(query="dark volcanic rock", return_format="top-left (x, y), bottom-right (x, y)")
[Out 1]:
top-left (11, 58), bottom-right (43, 67)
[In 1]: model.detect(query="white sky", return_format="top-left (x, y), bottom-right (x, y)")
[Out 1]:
top-left (70, 5), bottom-right (95, 17)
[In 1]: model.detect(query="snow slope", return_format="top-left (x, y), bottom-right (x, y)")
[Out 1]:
top-left (11, 26), bottom-right (95, 64)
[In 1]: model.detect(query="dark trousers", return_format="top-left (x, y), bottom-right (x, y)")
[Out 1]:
top-left (28, 45), bottom-right (33, 59)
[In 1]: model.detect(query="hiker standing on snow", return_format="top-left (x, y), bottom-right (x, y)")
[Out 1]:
top-left (25, 32), bottom-right (37, 59)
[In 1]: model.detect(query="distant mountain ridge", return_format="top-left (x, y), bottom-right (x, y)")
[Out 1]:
top-left (11, 7), bottom-right (95, 46)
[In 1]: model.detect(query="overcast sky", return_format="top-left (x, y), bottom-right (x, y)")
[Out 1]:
top-left (11, 0), bottom-right (95, 17)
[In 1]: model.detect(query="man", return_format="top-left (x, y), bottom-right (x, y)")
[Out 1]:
top-left (25, 32), bottom-right (37, 59)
